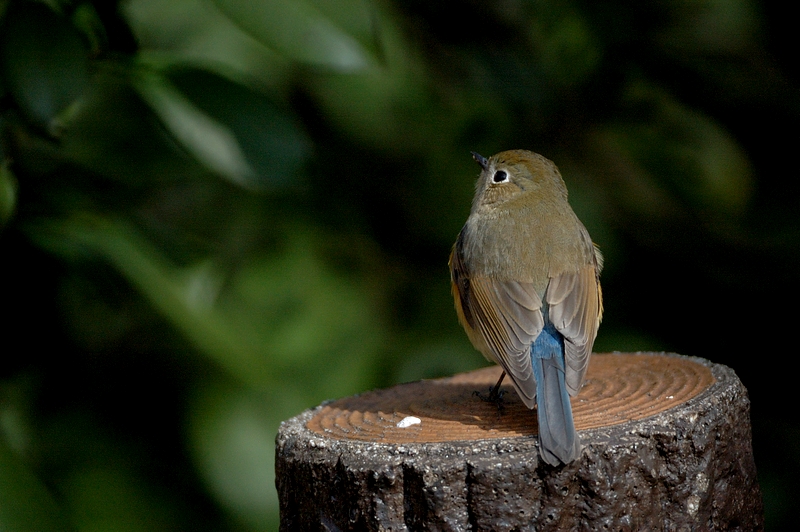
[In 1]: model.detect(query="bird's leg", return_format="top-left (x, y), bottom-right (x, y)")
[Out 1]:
top-left (488, 371), bottom-right (507, 401)
top-left (473, 371), bottom-right (507, 412)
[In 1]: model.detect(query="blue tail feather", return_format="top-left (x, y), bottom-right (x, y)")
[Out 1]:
top-left (531, 321), bottom-right (580, 465)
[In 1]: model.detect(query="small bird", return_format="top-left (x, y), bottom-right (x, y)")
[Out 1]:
top-left (449, 149), bottom-right (603, 466)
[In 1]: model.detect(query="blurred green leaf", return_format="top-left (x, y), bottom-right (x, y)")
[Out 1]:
top-left (529, 2), bottom-right (601, 87)
top-left (124, 0), bottom-right (290, 90)
top-left (394, 339), bottom-right (484, 383)
top-left (63, 466), bottom-right (178, 532)
top-left (51, 69), bottom-right (201, 186)
top-left (0, 2), bottom-right (89, 135)
top-left (29, 215), bottom-right (382, 393)
top-left (0, 157), bottom-right (16, 227)
top-left (133, 69), bottom-right (257, 188)
top-left (656, 0), bottom-right (759, 54)
top-left (167, 67), bottom-right (311, 189)
top-left (187, 381), bottom-right (286, 530)
top-left (0, 377), bottom-right (33, 457)
top-left (594, 80), bottom-right (753, 219)
top-left (0, 440), bottom-right (67, 532)
top-left (212, 0), bottom-right (376, 70)
top-left (71, 2), bottom-right (108, 56)
top-left (37, 411), bottom-right (184, 532)
top-left (302, 5), bottom-right (431, 150)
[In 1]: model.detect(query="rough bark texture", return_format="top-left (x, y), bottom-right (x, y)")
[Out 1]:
top-left (275, 353), bottom-right (763, 531)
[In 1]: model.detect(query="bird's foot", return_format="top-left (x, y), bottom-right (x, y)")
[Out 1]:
top-left (473, 387), bottom-right (506, 413)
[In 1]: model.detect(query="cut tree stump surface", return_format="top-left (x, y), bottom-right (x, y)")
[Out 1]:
top-left (276, 352), bottom-right (763, 531)
top-left (306, 352), bottom-right (716, 442)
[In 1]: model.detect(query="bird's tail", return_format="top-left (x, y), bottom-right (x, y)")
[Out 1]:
top-left (531, 323), bottom-right (581, 466)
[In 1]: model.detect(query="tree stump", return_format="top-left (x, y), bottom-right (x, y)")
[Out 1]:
top-left (275, 352), bottom-right (763, 531)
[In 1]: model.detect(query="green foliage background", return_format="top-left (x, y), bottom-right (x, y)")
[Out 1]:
top-left (1, 0), bottom-right (798, 529)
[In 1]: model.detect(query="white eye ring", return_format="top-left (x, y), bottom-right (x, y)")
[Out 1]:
top-left (492, 170), bottom-right (508, 183)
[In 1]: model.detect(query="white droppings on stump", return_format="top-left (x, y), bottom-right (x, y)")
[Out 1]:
top-left (397, 416), bottom-right (421, 428)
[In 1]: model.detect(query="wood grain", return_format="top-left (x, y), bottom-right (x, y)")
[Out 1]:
top-left (306, 353), bottom-right (716, 443)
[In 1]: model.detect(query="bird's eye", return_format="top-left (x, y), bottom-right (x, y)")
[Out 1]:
top-left (493, 170), bottom-right (508, 183)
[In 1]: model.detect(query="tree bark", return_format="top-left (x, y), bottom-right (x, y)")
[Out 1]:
top-left (276, 352), bottom-right (763, 531)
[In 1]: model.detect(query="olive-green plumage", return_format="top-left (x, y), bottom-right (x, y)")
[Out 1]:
top-left (450, 149), bottom-right (603, 465)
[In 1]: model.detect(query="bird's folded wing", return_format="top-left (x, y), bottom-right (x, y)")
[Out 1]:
top-left (546, 264), bottom-right (602, 395)
top-left (472, 278), bottom-right (544, 407)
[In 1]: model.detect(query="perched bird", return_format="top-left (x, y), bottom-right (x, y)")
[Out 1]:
top-left (449, 149), bottom-right (603, 466)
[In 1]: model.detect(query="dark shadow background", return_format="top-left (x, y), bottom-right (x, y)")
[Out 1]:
top-left (1, 0), bottom-right (797, 530)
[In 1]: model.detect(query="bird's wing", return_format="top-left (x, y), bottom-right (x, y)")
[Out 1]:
top-left (546, 263), bottom-right (603, 396)
top-left (450, 243), bottom-right (543, 407)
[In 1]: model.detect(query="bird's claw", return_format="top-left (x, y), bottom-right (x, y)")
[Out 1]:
top-left (473, 387), bottom-right (506, 413)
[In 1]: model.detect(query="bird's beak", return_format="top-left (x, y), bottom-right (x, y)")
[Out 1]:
top-left (471, 152), bottom-right (488, 170)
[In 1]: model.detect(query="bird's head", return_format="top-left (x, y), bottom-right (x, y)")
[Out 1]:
top-left (470, 150), bottom-right (568, 209)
